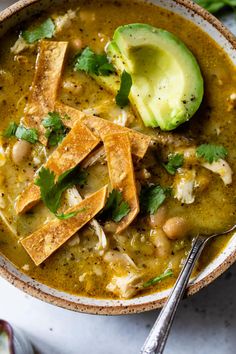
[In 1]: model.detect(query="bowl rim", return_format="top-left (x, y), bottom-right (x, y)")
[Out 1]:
top-left (0, 0), bottom-right (235, 315)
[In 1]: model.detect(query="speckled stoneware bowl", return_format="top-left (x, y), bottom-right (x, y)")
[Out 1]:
top-left (0, 0), bottom-right (235, 315)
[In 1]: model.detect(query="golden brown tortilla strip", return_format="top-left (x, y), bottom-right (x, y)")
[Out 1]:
top-left (15, 120), bottom-right (100, 214)
top-left (103, 133), bottom-right (139, 233)
top-left (23, 41), bottom-right (68, 144)
top-left (82, 116), bottom-right (151, 158)
top-left (54, 102), bottom-right (151, 158)
top-left (54, 101), bottom-right (84, 128)
top-left (21, 185), bottom-right (108, 266)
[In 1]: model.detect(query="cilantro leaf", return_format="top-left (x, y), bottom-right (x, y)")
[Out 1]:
top-left (21, 18), bottom-right (55, 44)
top-left (115, 70), bottom-right (132, 107)
top-left (196, 144), bottom-right (228, 163)
top-left (143, 269), bottom-right (173, 288)
top-left (195, 0), bottom-right (236, 13)
top-left (163, 153), bottom-right (184, 175)
top-left (35, 167), bottom-right (55, 211)
top-left (3, 122), bottom-right (38, 144)
top-left (3, 122), bottom-right (18, 138)
top-left (4, 122), bottom-right (38, 143)
top-left (57, 166), bottom-right (87, 190)
top-left (42, 112), bottom-right (69, 147)
top-left (74, 47), bottom-right (115, 76)
top-left (99, 189), bottom-right (130, 223)
top-left (140, 185), bottom-right (170, 215)
top-left (42, 112), bottom-right (64, 130)
top-left (35, 166), bottom-right (87, 218)
top-left (15, 125), bottom-right (38, 144)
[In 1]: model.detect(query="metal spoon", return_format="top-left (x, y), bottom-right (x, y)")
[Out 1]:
top-left (141, 224), bottom-right (236, 354)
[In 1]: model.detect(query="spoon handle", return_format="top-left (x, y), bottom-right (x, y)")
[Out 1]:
top-left (141, 235), bottom-right (206, 354)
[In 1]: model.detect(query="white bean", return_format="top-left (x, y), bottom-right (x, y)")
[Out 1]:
top-left (163, 217), bottom-right (189, 240)
top-left (71, 38), bottom-right (83, 51)
top-left (12, 140), bottom-right (31, 165)
top-left (150, 228), bottom-right (171, 258)
top-left (103, 221), bottom-right (117, 233)
top-left (149, 205), bottom-right (167, 228)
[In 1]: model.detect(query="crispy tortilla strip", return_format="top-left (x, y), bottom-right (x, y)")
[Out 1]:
top-left (82, 115), bottom-right (150, 158)
top-left (15, 120), bottom-right (100, 214)
top-left (54, 101), bottom-right (82, 128)
top-left (104, 133), bottom-right (139, 233)
top-left (55, 102), bottom-right (151, 158)
top-left (21, 186), bottom-right (108, 266)
top-left (23, 41), bottom-right (68, 144)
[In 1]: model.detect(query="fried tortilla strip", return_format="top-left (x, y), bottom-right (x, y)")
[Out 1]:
top-left (15, 120), bottom-right (100, 214)
top-left (21, 185), bottom-right (108, 266)
top-left (55, 102), bottom-right (151, 158)
top-left (23, 41), bottom-right (68, 145)
top-left (104, 132), bottom-right (139, 233)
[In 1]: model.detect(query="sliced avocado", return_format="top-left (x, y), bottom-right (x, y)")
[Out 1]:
top-left (105, 23), bottom-right (204, 130)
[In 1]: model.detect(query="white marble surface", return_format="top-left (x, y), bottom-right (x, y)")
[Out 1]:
top-left (0, 1), bottom-right (236, 353)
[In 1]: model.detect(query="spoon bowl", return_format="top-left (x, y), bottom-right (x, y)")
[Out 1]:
top-left (141, 223), bottom-right (236, 354)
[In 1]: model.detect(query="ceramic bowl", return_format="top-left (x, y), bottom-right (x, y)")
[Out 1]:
top-left (0, 0), bottom-right (235, 315)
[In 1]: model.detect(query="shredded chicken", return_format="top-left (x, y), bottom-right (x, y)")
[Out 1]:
top-left (81, 146), bottom-right (106, 168)
top-left (103, 250), bottom-right (137, 269)
top-left (53, 9), bottom-right (78, 34)
top-left (10, 36), bottom-right (33, 55)
top-left (113, 109), bottom-right (128, 127)
top-left (106, 273), bottom-right (141, 299)
top-left (66, 187), bottom-right (108, 252)
top-left (175, 146), bottom-right (198, 165)
top-left (83, 101), bottom-right (134, 127)
top-left (202, 159), bottom-right (232, 185)
top-left (90, 220), bottom-right (108, 252)
top-left (173, 168), bottom-right (198, 204)
top-left (11, 9), bottom-right (78, 55)
top-left (22, 264), bottom-right (30, 271)
top-left (62, 80), bottom-right (83, 95)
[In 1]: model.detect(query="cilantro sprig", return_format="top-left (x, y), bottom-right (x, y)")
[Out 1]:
top-left (35, 166), bottom-right (87, 219)
top-left (140, 185), bottom-right (170, 215)
top-left (195, 0), bottom-right (236, 14)
top-left (163, 153), bottom-right (184, 175)
top-left (21, 18), bottom-right (55, 44)
top-left (115, 70), bottom-right (132, 108)
top-left (3, 122), bottom-right (18, 138)
top-left (74, 47), bottom-right (115, 76)
top-left (42, 112), bottom-right (69, 147)
top-left (3, 122), bottom-right (38, 144)
top-left (196, 144), bottom-right (228, 163)
top-left (143, 269), bottom-right (173, 288)
top-left (99, 189), bottom-right (130, 222)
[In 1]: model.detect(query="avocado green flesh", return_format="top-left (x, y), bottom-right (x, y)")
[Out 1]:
top-left (106, 24), bottom-right (204, 130)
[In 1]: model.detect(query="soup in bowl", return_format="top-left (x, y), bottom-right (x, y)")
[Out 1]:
top-left (0, 0), bottom-right (235, 314)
